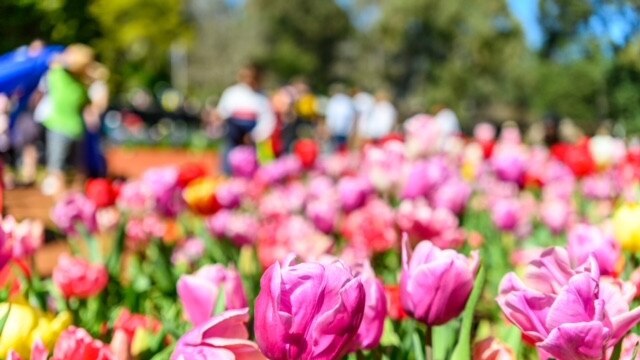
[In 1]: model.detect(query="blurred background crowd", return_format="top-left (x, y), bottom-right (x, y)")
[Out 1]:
top-left (1, 0), bottom-right (640, 195)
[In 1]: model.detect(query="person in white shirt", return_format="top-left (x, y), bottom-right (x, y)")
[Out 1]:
top-left (217, 64), bottom-right (275, 174)
top-left (433, 106), bottom-right (461, 138)
top-left (358, 90), bottom-right (397, 142)
top-left (325, 83), bottom-right (356, 152)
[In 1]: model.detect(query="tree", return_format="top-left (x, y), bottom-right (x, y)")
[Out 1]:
top-left (89, 0), bottom-right (191, 91)
top-left (246, 0), bottom-right (352, 89)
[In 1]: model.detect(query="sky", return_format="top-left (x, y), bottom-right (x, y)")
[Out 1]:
top-left (508, 0), bottom-right (544, 48)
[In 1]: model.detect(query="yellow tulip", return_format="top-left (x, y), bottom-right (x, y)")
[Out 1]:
top-left (182, 177), bottom-right (222, 216)
top-left (613, 203), bottom-right (640, 253)
top-left (0, 303), bottom-right (71, 358)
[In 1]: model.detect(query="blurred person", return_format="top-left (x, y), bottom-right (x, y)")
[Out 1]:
top-left (272, 83), bottom-right (298, 155)
top-left (41, 44), bottom-right (95, 196)
top-left (353, 88), bottom-right (374, 143)
top-left (325, 83), bottom-right (356, 152)
top-left (217, 64), bottom-right (276, 174)
top-left (543, 113), bottom-right (561, 147)
top-left (84, 63), bottom-right (110, 178)
top-left (292, 80), bottom-right (318, 142)
top-left (357, 90), bottom-right (397, 143)
top-left (433, 105), bottom-right (461, 138)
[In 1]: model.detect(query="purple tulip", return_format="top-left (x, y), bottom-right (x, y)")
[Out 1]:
top-left (539, 197), bottom-right (572, 235)
top-left (337, 176), bottom-right (372, 212)
top-left (491, 145), bottom-right (527, 185)
top-left (401, 237), bottom-right (479, 325)
top-left (51, 193), bottom-right (98, 235)
top-left (172, 237), bottom-right (206, 266)
top-left (0, 226), bottom-right (11, 272)
top-left (254, 257), bottom-right (366, 360)
top-left (142, 166), bottom-right (184, 217)
top-left (306, 199), bottom-right (338, 234)
top-left (206, 210), bottom-right (232, 239)
top-left (351, 261), bottom-right (387, 351)
top-left (568, 224), bottom-right (621, 277)
top-left (215, 178), bottom-right (248, 209)
top-left (490, 197), bottom-right (521, 232)
top-left (402, 158), bottom-right (451, 200)
top-left (207, 209), bottom-right (259, 246)
top-left (430, 178), bottom-right (471, 215)
top-left (229, 145), bottom-right (258, 178)
top-left (172, 308), bottom-right (265, 360)
top-left (497, 247), bottom-right (640, 360)
top-left (177, 264), bottom-right (248, 326)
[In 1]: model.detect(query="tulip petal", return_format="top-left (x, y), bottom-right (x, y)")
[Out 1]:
top-left (538, 321), bottom-right (609, 360)
top-left (608, 306), bottom-right (640, 345)
top-left (309, 277), bottom-right (366, 360)
top-left (545, 273), bottom-right (601, 331)
top-left (255, 262), bottom-right (290, 360)
top-left (496, 273), bottom-right (553, 342)
top-left (177, 275), bottom-right (218, 326)
top-left (526, 247), bottom-right (574, 294)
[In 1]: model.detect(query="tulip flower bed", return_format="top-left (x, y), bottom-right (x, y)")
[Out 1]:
top-left (3, 117), bottom-right (640, 360)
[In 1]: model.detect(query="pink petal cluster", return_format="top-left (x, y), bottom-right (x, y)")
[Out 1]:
top-left (52, 254), bottom-right (108, 299)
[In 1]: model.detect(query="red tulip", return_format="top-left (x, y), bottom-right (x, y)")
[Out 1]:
top-left (294, 139), bottom-right (319, 168)
top-left (177, 162), bottom-right (207, 188)
top-left (85, 179), bottom-right (117, 208)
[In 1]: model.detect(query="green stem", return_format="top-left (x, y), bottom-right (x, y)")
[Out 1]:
top-left (425, 325), bottom-right (433, 360)
top-left (75, 223), bottom-right (102, 263)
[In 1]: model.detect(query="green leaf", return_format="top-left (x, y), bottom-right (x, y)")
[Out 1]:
top-left (450, 264), bottom-right (487, 360)
top-left (412, 331), bottom-right (426, 360)
top-left (0, 304), bottom-right (12, 336)
top-left (107, 214), bottom-right (128, 277)
top-left (432, 321), bottom-right (460, 360)
top-left (610, 340), bottom-right (623, 360)
top-left (380, 318), bottom-right (401, 347)
top-left (214, 288), bottom-right (227, 316)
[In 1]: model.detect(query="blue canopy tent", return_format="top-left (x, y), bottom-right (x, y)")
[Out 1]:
top-left (0, 45), bottom-right (64, 127)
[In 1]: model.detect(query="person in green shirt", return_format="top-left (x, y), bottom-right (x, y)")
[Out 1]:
top-left (41, 44), bottom-right (94, 196)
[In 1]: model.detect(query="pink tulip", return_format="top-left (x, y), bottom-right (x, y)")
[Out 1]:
top-left (306, 176), bottom-right (335, 201)
top-left (1, 216), bottom-right (43, 259)
top-left (116, 180), bottom-right (153, 214)
top-left (257, 216), bottom-right (333, 267)
top-left (52, 326), bottom-right (114, 360)
top-left (568, 224), bottom-right (621, 277)
top-left (397, 199), bottom-right (464, 249)
top-left (52, 254), bottom-right (108, 299)
top-left (229, 145), bottom-right (258, 178)
top-left (401, 158), bottom-right (451, 200)
top-left (177, 264), bottom-right (248, 326)
top-left (491, 145), bottom-right (527, 185)
top-left (51, 193), bottom-right (98, 235)
top-left (125, 214), bottom-right (166, 251)
top-left (472, 337), bottom-right (515, 360)
top-left (582, 173), bottom-right (620, 200)
top-left (401, 237), bottom-right (479, 325)
top-left (343, 198), bottom-right (398, 254)
top-left (172, 308), bottom-right (265, 360)
top-left (490, 197), bottom-right (521, 232)
top-left (206, 210), bottom-right (259, 246)
top-left (539, 197), bottom-right (572, 235)
top-left (473, 122), bottom-right (496, 143)
top-left (172, 237), bottom-right (206, 266)
top-left (351, 261), bottom-right (387, 351)
top-left (337, 176), bottom-right (372, 212)
top-left (306, 198), bottom-right (338, 234)
top-left (215, 178), bottom-right (248, 209)
top-left (497, 247), bottom-right (640, 359)
top-left (429, 178), bottom-right (471, 215)
top-left (254, 257), bottom-right (366, 360)
top-left (142, 166), bottom-right (185, 217)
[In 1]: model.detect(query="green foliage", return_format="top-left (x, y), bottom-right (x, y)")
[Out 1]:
top-left (247, 0), bottom-right (352, 89)
top-left (89, 0), bottom-right (191, 91)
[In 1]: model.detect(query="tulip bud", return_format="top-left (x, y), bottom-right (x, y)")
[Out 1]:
top-left (400, 237), bottom-right (479, 326)
top-left (254, 257), bottom-right (366, 360)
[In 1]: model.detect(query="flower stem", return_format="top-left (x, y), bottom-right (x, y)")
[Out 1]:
top-left (425, 325), bottom-right (433, 360)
